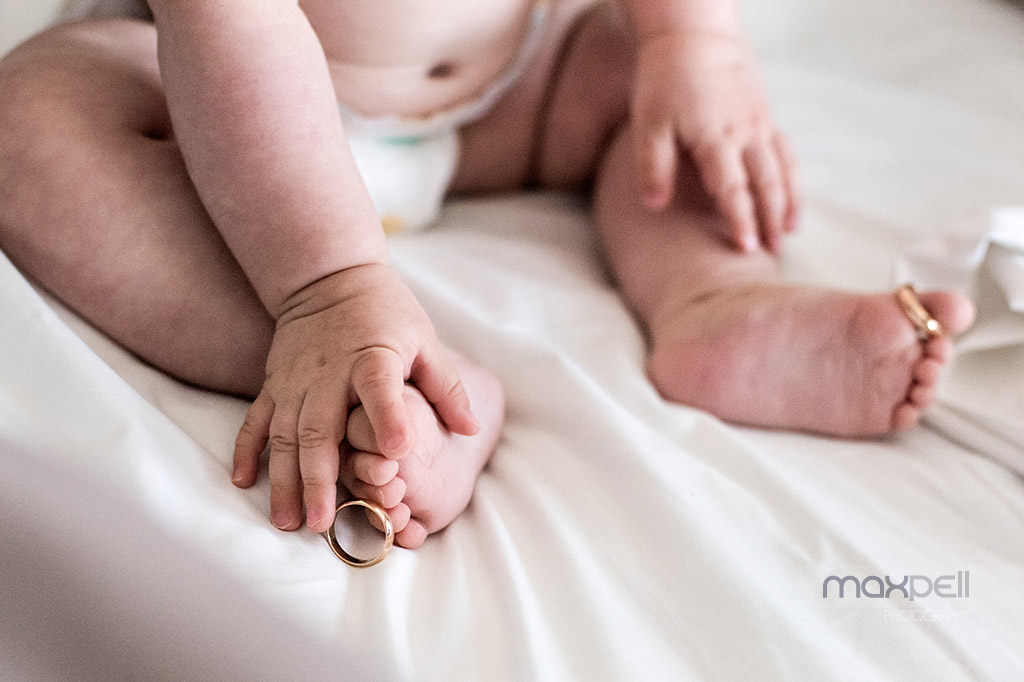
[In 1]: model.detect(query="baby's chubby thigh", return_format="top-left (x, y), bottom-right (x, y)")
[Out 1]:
top-left (451, 0), bottom-right (632, 193)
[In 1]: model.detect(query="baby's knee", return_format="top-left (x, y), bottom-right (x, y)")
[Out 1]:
top-left (0, 21), bottom-right (167, 153)
top-left (0, 21), bottom-right (160, 120)
top-left (0, 33), bottom-right (75, 191)
top-left (0, 31), bottom-right (64, 127)
top-left (0, 22), bottom-right (167, 226)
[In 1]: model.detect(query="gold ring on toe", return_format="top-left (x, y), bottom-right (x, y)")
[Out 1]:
top-left (323, 499), bottom-right (394, 568)
top-left (896, 284), bottom-right (944, 341)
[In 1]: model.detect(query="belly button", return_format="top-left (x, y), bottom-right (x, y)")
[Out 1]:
top-left (427, 61), bottom-right (456, 79)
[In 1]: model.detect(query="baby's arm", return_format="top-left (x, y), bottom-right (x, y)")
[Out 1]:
top-left (147, 0), bottom-right (478, 532)
top-left (620, 0), bottom-right (800, 253)
top-left (149, 0), bottom-right (382, 303)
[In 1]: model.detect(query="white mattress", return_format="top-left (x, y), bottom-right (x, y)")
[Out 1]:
top-left (2, 0), bottom-right (1024, 680)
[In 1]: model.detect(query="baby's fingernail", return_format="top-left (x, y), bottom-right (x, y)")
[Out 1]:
top-left (272, 511), bottom-right (294, 530)
top-left (742, 233), bottom-right (759, 252)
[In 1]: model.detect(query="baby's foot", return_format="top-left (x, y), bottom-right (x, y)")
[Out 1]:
top-left (339, 358), bottom-right (504, 548)
top-left (646, 285), bottom-right (974, 437)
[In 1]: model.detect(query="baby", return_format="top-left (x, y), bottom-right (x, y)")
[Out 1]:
top-left (0, 0), bottom-right (973, 549)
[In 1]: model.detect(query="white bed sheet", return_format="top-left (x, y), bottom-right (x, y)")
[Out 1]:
top-left (2, 0), bottom-right (1024, 680)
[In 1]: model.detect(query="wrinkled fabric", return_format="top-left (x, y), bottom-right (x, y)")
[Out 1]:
top-left (2, 0), bottom-right (1023, 680)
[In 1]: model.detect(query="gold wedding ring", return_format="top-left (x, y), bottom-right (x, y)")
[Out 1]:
top-left (323, 499), bottom-right (394, 568)
top-left (896, 284), bottom-right (944, 341)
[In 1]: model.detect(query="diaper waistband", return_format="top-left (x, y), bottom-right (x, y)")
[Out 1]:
top-left (338, 1), bottom-right (549, 141)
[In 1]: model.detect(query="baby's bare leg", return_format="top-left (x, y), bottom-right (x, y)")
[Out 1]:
top-left (0, 20), bottom-right (271, 396)
top-left (458, 1), bottom-right (974, 436)
top-left (0, 19), bottom-right (505, 539)
top-left (593, 132), bottom-right (973, 435)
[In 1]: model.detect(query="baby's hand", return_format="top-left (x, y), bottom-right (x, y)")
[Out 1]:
top-left (231, 263), bottom-right (479, 533)
top-left (632, 31), bottom-right (800, 253)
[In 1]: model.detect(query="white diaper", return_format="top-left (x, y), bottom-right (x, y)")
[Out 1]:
top-left (340, 2), bottom-right (549, 234)
top-left (343, 127), bottom-right (462, 236)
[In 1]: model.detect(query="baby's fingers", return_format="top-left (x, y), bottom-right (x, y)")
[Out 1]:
top-left (634, 124), bottom-right (678, 211)
top-left (350, 347), bottom-right (413, 459)
top-left (774, 132), bottom-right (801, 233)
top-left (693, 142), bottom-right (758, 252)
top-left (744, 141), bottom-right (786, 254)
top-left (267, 395), bottom-right (304, 531)
top-left (232, 389), bottom-right (273, 488)
top-left (296, 382), bottom-right (346, 533)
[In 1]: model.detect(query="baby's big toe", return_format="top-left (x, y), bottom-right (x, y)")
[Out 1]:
top-left (918, 291), bottom-right (975, 336)
top-left (346, 405), bottom-right (378, 453)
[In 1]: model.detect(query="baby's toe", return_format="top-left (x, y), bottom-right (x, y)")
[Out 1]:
top-left (395, 519), bottom-right (429, 550)
top-left (913, 357), bottom-right (943, 387)
top-left (923, 336), bottom-right (953, 363)
top-left (917, 291), bottom-right (975, 336)
top-left (363, 501), bottom-right (411, 535)
top-left (345, 475), bottom-right (407, 509)
top-left (383, 502), bottom-right (411, 534)
top-left (350, 451), bottom-right (399, 486)
top-left (346, 405), bottom-right (379, 453)
top-left (908, 383), bottom-right (936, 408)
top-left (892, 402), bottom-right (921, 431)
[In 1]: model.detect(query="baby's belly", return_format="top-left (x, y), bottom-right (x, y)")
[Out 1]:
top-left (300, 0), bottom-right (538, 118)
